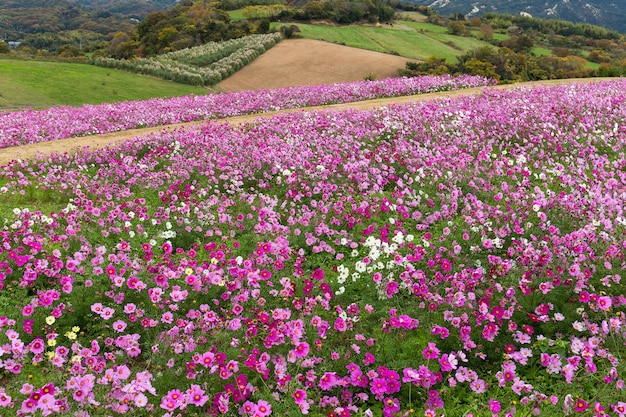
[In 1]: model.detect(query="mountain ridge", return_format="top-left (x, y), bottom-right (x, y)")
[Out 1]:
top-left (416, 0), bottom-right (626, 33)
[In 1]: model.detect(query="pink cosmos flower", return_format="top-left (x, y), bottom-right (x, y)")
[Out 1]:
top-left (186, 384), bottom-right (208, 407)
top-left (574, 398), bottom-right (589, 412)
top-left (319, 372), bottom-right (338, 390)
top-left (422, 342), bottom-right (440, 360)
top-left (334, 317), bottom-right (347, 332)
top-left (489, 398), bottom-right (501, 413)
top-left (294, 342), bottom-right (310, 358)
top-left (597, 296), bottom-right (612, 311)
top-left (112, 320), bottom-right (127, 333)
top-left (255, 399), bottom-right (272, 417)
top-left (22, 304), bottom-right (34, 316)
top-left (293, 389), bottom-right (307, 404)
top-left (0, 389), bottom-right (12, 407)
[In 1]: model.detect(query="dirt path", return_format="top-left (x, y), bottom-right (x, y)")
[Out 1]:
top-left (0, 78), bottom-right (612, 166)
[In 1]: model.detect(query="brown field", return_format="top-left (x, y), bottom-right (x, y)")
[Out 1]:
top-left (216, 38), bottom-right (418, 92)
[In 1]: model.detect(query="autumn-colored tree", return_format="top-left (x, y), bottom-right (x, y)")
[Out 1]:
top-left (447, 20), bottom-right (466, 36)
top-left (478, 24), bottom-right (494, 41)
top-left (403, 56), bottom-right (452, 76)
top-left (459, 58), bottom-right (500, 80)
top-left (588, 49), bottom-right (610, 63)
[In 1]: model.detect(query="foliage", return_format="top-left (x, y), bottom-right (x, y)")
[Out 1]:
top-left (403, 32), bottom-right (626, 82)
top-left (220, 0), bottom-right (285, 11)
top-left (0, 0), bottom-right (171, 54)
top-left (276, 0), bottom-right (395, 25)
top-left (102, 0), bottom-right (261, 58)
top-left (481, 12), bottom-right (622, 40)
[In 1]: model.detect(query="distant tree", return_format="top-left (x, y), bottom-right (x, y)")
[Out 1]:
top-left (0, 41), bottom-right (10, 54)
top-left (303, 1), bottom-right (325, 19)
top-left (22, 32), bottom-right (64, 52)
top-left (449, 12), bottom-right (465, 21)
top-left (588, 49), bottom-right (610, 63)
top-left (280, 24), bottom-right (295, 38)
top-left (158, 26), bottom-right (179, 50)
top-left (136, 12), bottom-right (170, 41)
top-left (56, 44), bottom-right (82, 57)
top-left (469, 17), bottom-right (482, 27)
top-left (459, 57), bottom-right (500, 80)
top-left (478, 24), bottom-right (494, 41)
top-left (256, 19), bottom-right (270, 34)
top-left (501, 34), bottom-right (533, 53)
top-left (402, 56), bottom-right (452, 75)
top-left (447, 20), bottom-right (466, 36)
top-left (552, 47), bottom-right (570, 57)
top-left (107, 32), bottom-right (140, 59)
top-left (170, 35), bottom-right (195, 50)
top-left (597, 63), bottom-right (624, 77)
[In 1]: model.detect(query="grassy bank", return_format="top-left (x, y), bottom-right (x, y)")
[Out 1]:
top-left (271, 21), bottom-right (494, 61)
top-left (0, 58), bottom-right (207, 110)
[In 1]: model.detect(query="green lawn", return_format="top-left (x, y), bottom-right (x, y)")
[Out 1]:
top-left (227, 9), bottom-right (247, 20)
top-left (531, 47), bottom-right (552, 56)
top-left (492, 32), bottom-right (509, 41)
top-left (273, 22), bottom-right (494, 62)
top-left (0, 58), bottom-right (207, 110)
top-left (394, 11), bottom-right (429, 22)
top-left (398, 20), bottom-right (449, 33)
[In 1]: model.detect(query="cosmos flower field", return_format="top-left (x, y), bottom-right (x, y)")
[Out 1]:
top-left (0, 75), bottom-right (493, 148)
top-left (0, 77), bottom-right (625, 417)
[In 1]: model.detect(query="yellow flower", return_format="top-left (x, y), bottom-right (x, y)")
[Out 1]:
top-left (46, 351), bottom-right (56, 359)
top-left (45, 316), bottom-right (55, 325)
top-left (65, 331), bottom-right (77, 340)
top-left (185, 267), bottom-right (193, 275)
top-left (72, 326), bottom-right (80, 332)
top-left (47, 339), bottom-right (57, 347)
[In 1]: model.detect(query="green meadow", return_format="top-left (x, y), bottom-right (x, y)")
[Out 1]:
top-left (0, 59), bottom-right (207, 109)
top-left (271, 21), bottom-right (495, 62)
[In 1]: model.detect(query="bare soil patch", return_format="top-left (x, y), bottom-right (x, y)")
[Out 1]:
top-left (216, 39), bottom-right (418, 92)
top-left (0, 78), bottom-right (613, 166)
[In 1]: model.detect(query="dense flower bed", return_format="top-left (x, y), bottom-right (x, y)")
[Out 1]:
top-left (0, 75), bottom-right (494, 149)
top-left (0, 79), bottom-right (625, 417)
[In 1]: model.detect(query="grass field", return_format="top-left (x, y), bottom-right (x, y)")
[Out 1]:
top-left (531, 47), bottom-right (552, 56)
top-left (272, 21), bottom-right (494, 62)
top-left (394, 11), bottom-right (429, 22)
top-left (227, 9), bottom-right (247, 20)
top-left (0, 59), bottom-right (207, 109)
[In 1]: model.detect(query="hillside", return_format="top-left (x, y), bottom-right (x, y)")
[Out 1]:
top-left (417, 0), bottom-right (626, 33)
top-left (71, 0), bottom-right (177, 15)
top-left (0, 0), bottom-right (173, 48)
top-left (216, 39), bottom-right (419, 91)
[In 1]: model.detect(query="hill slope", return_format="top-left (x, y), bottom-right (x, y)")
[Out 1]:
top-left (215, 39), bottom-right (418, 92)
top-left (419, 0), bottom-right (626, 33)
top-left (0, 0), bottom-right (174, 42)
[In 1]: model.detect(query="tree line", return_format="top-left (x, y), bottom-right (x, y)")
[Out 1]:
top-left (397, 7), bottom-right (626, 82)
